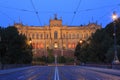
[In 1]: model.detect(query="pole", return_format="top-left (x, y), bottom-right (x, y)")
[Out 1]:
top-left (112, 21), bottom-right (119, 64)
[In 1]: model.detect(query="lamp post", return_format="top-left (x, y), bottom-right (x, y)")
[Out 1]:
top-left (74, 40), bottom-right (83, 65)
top-left (112, 11), bottom-right (120, 64)
top-left (29, 38), bottom-right (32, 44)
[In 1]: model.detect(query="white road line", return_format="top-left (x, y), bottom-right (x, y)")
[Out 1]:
top-left (54, 67), bottom-right (60, 80)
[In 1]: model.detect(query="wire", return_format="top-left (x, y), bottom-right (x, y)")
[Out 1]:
top-left (0, 0), bottom-right (119, 26)
top-left (30, 0), bottom-right (42, 25)
top-left (70, 0), bottom-right (82, 25)
top-left (0, 11), bottom-right (15, 23)
top-left (77, 4), bottom-right (120, 12)
top-left (0, 6), bottom-right (34, 12)
top-left (0, 3), bottom-right (119, 14)
top-left (99, 8), bottom-right (116, 20)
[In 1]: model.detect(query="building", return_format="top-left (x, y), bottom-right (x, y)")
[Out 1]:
top-left (14, 15), bottom-right (101, 57)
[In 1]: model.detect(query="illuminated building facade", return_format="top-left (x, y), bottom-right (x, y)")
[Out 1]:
top-left (14, 15), bottom-right (101, 57)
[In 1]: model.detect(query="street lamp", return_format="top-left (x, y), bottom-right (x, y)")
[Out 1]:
top-left (79, 40), bottom-right (83, 44)
top-left (112, 11), bottom-right (120, 64)
top-left (29, 38), bottom-right (32, 45)
top-left (74, 40), bottom-right (83, 65)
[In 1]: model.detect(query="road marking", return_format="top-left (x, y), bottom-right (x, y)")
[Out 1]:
top-left (54, 67), bottom-right (60, 80)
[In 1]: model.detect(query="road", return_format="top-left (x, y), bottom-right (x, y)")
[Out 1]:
top-left (0, 66), bottom-right (120, 80)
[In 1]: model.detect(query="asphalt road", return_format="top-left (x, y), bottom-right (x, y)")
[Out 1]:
top-left (0, 66), bottom-right (120, 80)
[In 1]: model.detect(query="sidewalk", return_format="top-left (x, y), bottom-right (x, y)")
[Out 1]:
top-left (80, 66), bottom-right (120, 76)
top-left (0, 66), bottom-right (37, 75)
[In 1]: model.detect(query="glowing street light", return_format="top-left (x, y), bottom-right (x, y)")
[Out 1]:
top-left (112, 12), bottom-right (118, 21)
top-left (28, 38), bottom-right (32, 45)
top-left (29, 39), bottom-right (32, 44)
top-left (112, 11), bottom-right (119, 64)
top-left (79, 40), bottom-right (83, 44)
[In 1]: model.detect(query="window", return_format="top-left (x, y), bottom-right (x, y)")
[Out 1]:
top-left (72, 34), bottom-right (75, 39)
top-left (68, 43), bottom-right (71, 48)
top-left (69, 34), bottom-right (71, 39)
top-left (85, 33), bottom-right (88, 39)
top-left (63, 34), bottom-right (65, 39)
top-left (32, 33), bottom-right (34, 39)
top-left (46, 34), bottom-right (49, 39)
top-left (72, 43), bottom-right (75, 48)
top-left (40, 34), bottom-right (43, 39)
top-left (54, 31), bottom-right (58, 39)
top-left (36, 33), bottom-right (39, 39)
top-left (77, 34), bottom-right (79, 39)
top-left (79, 33), bottom-right (82, 39)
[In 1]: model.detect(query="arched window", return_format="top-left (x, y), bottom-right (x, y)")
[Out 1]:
top-left (68, 43), bottom-right (71, 48)
top-left (54, 31), bottom-right (58, 39)
top-left (72, 43), bottom-right (75, 48)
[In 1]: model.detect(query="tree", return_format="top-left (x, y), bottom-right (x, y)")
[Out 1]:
top-left (58, 56), bottom-right (66, 63)
top-left (47, 48), bottom-right (54, 63)
top-left (106, 45), bottom-right (120, 63)
top-left (105, 17), bottom-right (120, 45)
top-left (0, 26), bottom-right (33, 66)
top-left (74, 17), bottom-right (120, 64)
top-left (76, 29), bottom-right (113, 63)
top-left (74, 42), bottom-right (81, 60)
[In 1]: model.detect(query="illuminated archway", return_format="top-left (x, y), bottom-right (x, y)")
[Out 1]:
top-left (54, 42), bottom-right (58, 49)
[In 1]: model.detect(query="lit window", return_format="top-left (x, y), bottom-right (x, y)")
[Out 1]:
top-left (54, 42), bottom-right (58, 48)
top-left (72, 43), bottom-right (75, 48)
top-left (40, 43), bottom-right (44, 48)
top-left (68, 43), bottom-right (71, 48)
top-left (32, 43), bottom-right (35, 49)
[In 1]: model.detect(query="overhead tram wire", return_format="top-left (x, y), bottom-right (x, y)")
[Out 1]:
top-left (0, 3), bottom-right (119, 14)
top-left (0, 6), bottom-right (34, 13)
top-left (0, 2), bottom-right (119, 26)
top-left (70, 0), bottom-right (82, 25)
top-left (78, 3), bottom-right (120, 12)
top-left (0, 11), bottom-right (15, 23)
top-left (98, 7), bottom-right (119, 24)
top-left (30, 0), bottom-right (42, 26)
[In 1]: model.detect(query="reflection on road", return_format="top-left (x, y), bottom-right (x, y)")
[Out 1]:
top-left (0, 66), bottom-right (120, 80)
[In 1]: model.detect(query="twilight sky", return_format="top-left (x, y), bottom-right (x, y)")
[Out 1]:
top-left (0, 0), bottom-right (120, 27)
